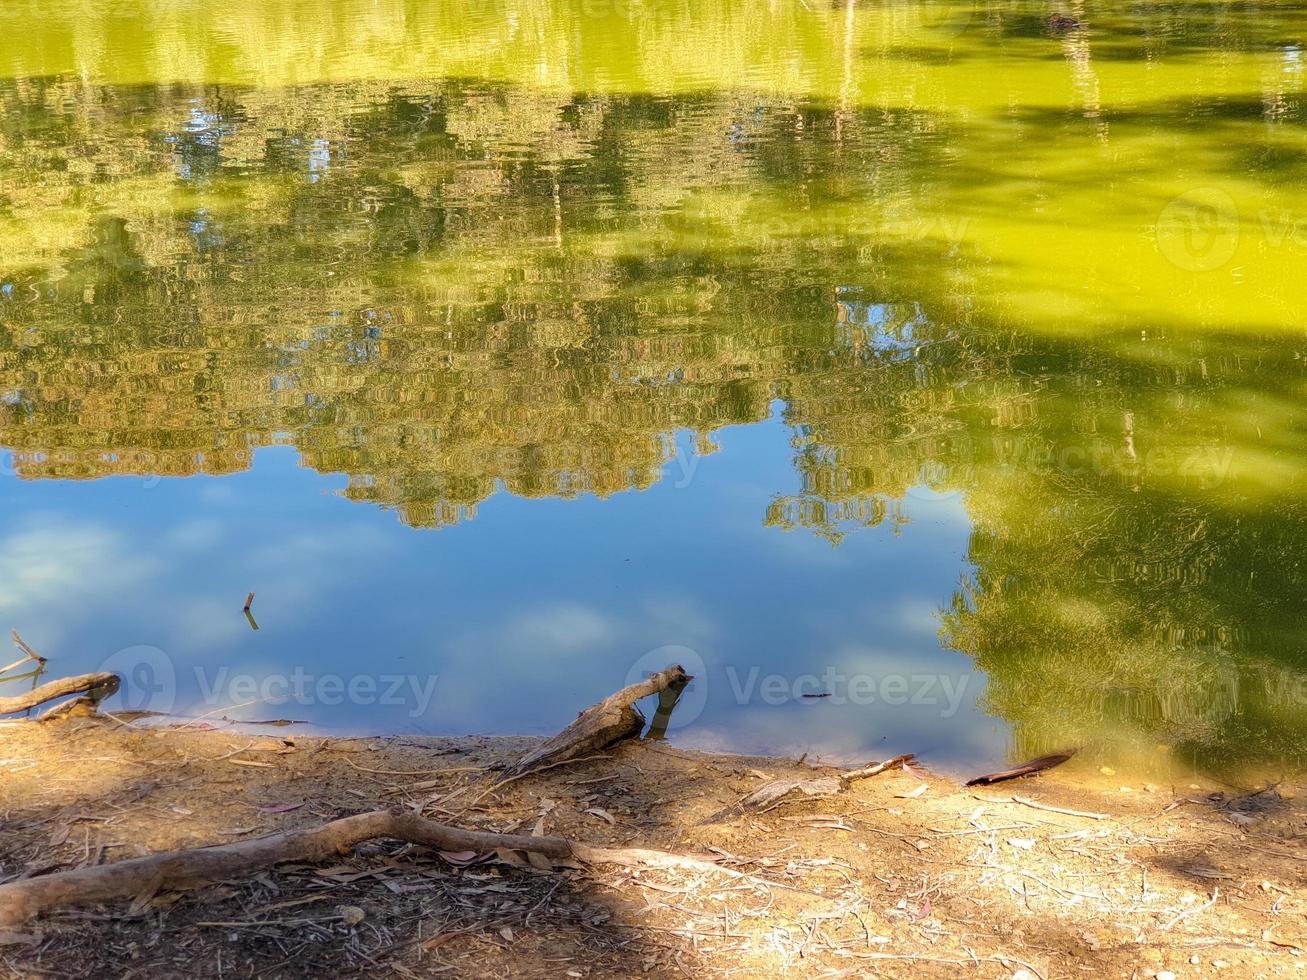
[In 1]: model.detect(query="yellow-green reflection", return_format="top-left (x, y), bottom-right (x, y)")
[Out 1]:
top-left (2, 0), bottom-right (1306, 777)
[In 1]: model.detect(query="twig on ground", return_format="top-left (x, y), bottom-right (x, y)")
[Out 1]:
top-left (1009, 795), bottom-right (1107, 820)
top-left (703, 754), bottom-right (914, 822)
top-left (1160, 887), bottom-right (1219, 931)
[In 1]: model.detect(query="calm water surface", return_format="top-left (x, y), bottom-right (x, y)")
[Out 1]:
top-left (1, 0), bottom-right (1306, 779)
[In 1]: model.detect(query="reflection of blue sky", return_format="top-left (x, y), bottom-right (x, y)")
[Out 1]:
top-left (0, 412), bottom-right (1002, 774)
top-left (165, 103), bottom-right (230, 181)
top-left (834, 288), bottom-right (929, 360)
top-left (307, 138), bottom-right (332, 182)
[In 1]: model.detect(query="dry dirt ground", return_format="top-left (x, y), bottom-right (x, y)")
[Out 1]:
top-left (0, 720), bottom-right (1304, 979)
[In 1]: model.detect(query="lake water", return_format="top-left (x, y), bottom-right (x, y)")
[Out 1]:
top-left (1, 0), bottom-right (1305, 780)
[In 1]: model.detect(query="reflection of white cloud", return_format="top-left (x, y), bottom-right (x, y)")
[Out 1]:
top-left (667, 641), bottom-right (991, 773)
top-left (167, 596), bottom-right (248, 651)
top-left (891, 599), bottom-right (943, 639)
top-left (248, 524), bottom-right (389, 566)
top-left (412, 601), bottom-right (676, 733)
top-left (680, 719), bottom-right (879, 765)
top-left (681, 689), bottom-right (1002, 777)
top-left (498, 604), bottom-right (616, 656)
top-left (761, 526), bottom-right (854, 566)
top-left (833, 643), bottom-right (951, 677)
top-left (199, 483), bottom-right (235, 504)
top-left (0, 517), bottom-right (160, 617)
top-left (153, 522), bottom-right (393, 644)
top-left (639, 595), bottom-right (719, 643)
top-left (244, 525), bottom-right (392, 606)
top-left (166, 518), bottom-right (224, 551)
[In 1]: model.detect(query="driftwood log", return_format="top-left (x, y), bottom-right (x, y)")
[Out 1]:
top-left (0, 672), bottom-right (119, 717)
top-left (497, 664), bottom-right (691, 782)
top-left (0, 808), bottom-right (727, 926)
top-left (703, 753), bottom-right (915, 823)
top-left (965, 750), bottom-right (1075, 786)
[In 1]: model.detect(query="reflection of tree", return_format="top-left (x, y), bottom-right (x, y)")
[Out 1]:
top-left (0, 73), bottom-right (953, 523)
top-left (932, 337), bottom-right (1307, 777)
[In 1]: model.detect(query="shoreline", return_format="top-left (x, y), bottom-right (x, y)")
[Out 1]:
top-left (97, 709), bottom-right (1297, 795)
top-left (0, 720), bottom-right (1303, 976)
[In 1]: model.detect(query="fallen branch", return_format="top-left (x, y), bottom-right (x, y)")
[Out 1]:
top-left (0, 807), bottom-right (725, 926)
top-left (0, 672), bottom-right (119, 717)
top-left (703, 754), bottom-right (915, 823)
top-left (497, 664), bottom-right (691, 782)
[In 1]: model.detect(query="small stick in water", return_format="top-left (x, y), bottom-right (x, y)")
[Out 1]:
top-left (243, 592), bottom-right (255, 613)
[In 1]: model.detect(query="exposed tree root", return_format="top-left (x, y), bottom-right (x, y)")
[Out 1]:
top-left (497, 664), bottom-right (691, 782)
top-left (0, 807), bottom-right (726, 926)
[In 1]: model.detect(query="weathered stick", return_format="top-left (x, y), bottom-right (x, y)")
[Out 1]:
top-left (1009, 795), bottom-right (1106, 821)
top-left (838, 754), bottom-right (915, 787)
top-left (0, 673), bottom-right (119, 716)
top-left (0, 807), bottom-right (724, 926)
top-left (703, 753), bottom-right (915, 823)
top-left (497, 664), bottom-right (691, 782)
top-left (243, 592), bottom-right (255, 613)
